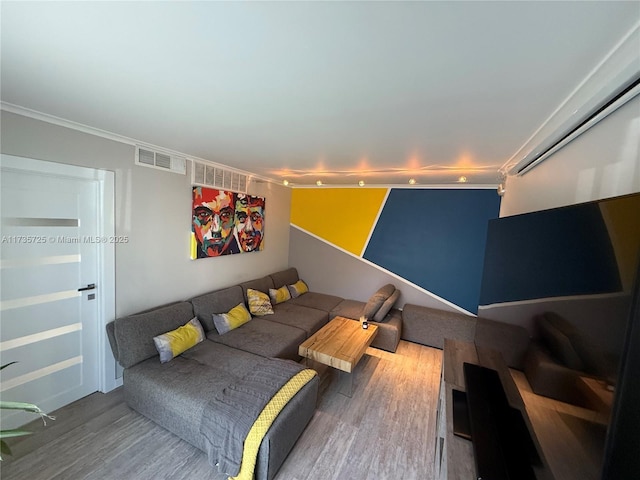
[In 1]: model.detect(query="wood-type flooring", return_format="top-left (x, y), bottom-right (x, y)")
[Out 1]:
top-left (1, 340), bottom-right (442, 480)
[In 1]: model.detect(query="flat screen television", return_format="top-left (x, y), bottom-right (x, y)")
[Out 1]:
top-left (477, 191), bottom-right (640, 479)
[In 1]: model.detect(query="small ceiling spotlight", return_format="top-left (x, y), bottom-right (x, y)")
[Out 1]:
top-left (408, 178), bottom-right (416, 185)
top-left (497, 183), bottom-right (506, 196)
top-left (358, 180), bottom-right (365, 187)
top-left (458, 176), bottom-right (468, 183)
top-left (282, 179), bottom-right (289, 186)
top-left (316, 180), bottom-right (323, 186)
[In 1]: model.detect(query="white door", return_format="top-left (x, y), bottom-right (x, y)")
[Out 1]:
top-left (1, 161), bottom-right (101, 429)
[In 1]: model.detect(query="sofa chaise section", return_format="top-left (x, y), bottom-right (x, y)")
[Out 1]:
top-left (109, 300), bottom-right (319, 480)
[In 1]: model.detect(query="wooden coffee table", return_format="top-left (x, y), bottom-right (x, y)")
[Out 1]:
top-left (299, 316), bottom-right (378, 396)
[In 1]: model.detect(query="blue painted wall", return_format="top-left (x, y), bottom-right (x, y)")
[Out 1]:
top-left (364, 189), bottom-right (501, 313)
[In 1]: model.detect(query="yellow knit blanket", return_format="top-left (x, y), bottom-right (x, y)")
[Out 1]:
top-left (229, 368), bottom-right (317, 480)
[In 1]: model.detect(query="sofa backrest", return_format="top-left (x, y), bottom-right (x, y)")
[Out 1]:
top-left (106, 321), bottom-right (119, 362)
top-left (270, 268), bottom-right (299, 289)
top-left (402, 303), bottom-right (477, 349)
top-left (114, 301), bottom-right (195, 369)
top-left (190, 285), bottom-right (245, 332)
top-left (239, 275), bottom-right (275, 301)
top-left (475, 317), bottom-right (531, 370)
top-left (535, 312), bottom-right (612, 377)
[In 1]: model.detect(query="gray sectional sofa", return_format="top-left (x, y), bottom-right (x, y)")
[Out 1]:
top-left (106, 267), bottom-right (403, 480)
top-left (523, 312), bottom-right (616, 406)
top-left (400, 303), bottom-right (532, 370)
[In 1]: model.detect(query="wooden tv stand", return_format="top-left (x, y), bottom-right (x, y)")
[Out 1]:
top-left (435, 339), bottom-right (553, 480)
top-left (437, 339), bottom-right (609, 480)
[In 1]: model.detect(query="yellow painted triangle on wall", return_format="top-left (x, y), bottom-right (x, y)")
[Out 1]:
top-left (291, 188), bottom-right (388, 256)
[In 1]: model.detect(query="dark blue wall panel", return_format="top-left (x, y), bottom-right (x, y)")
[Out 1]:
top-left (364, 189), bottom-right (500, 313)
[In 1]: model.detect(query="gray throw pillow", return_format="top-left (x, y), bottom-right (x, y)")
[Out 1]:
top-left (363, 284), bottom-right (396, 319)
top-left (373, 289), bottom-right (400, 322)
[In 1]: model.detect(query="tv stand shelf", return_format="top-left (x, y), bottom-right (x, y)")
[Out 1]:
top-left (435, 339), bottom-right (553, 480)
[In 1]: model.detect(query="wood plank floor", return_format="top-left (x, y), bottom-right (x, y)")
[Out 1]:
top-left (1, 340), bottom-right (442, 480)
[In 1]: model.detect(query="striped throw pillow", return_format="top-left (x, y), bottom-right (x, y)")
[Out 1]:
top-left (247, 288), bottom-right (274, 316)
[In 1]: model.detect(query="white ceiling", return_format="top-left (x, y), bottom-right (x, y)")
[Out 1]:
top-left (2, 1), bottom-right (639, 186)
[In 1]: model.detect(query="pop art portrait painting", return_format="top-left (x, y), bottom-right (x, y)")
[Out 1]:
top-left (234, 193), bottom-right (265, 253)
top-left (191, 187), bottom-right (239, 259)
top-left (191, 187), bottom-right (265, 259)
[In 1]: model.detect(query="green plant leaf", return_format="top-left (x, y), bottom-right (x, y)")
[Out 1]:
top-left (0, 401), bottom-right (44, 413)
top-left (1, 438), bottom-right (12, 460)
top-left (0, 429), bottom-right (32, 439)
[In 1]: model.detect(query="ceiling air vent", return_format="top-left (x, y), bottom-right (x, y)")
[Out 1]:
top-left (135, 146), bottom-right (186, 175)
top-left (192, 160), bottom-right (248, 193)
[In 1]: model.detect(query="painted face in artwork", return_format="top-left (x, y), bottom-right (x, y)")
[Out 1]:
top-left (235, 194), bottom-right (265, 252)
top-left (192, 188), bottom-right (235, 257)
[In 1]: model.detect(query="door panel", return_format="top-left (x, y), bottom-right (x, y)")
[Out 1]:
top-left (1, 167), bottom-right (99, 429)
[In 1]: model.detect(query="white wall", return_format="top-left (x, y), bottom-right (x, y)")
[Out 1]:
top-left (0, 111), bottom-right (292, 317)
top-left (500, 94), bottom-right (640, 217)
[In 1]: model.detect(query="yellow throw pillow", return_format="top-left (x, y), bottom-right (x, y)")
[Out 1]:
top-left (247, 288), bottom-right (274, 316)
top-left (287, 280), bottom-right (309, 298)
top-left (269, 286), bottom-right (291, 305)
top-left (213, 303), bottom-right (252, 335)
top-left (153, 317), bottom-right (205, 363)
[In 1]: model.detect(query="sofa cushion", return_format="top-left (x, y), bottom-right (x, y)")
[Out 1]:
top-left (330, 299), bottom-right (365, 320)
top-left (401, 304), bottom-right (476, 349)
top-left (248, 288), bottom-right (275, 316)
top-left (523, 342), bottom-right (587, 406)
top-left (240, 275), bottom-right (275, 299)
top-left (288, 291), bottom-right (343, 312)
top-left (268, 302), bottom-right (329, 336)
top-left (543, 311), bottom-right (579, 337)
top-left (474, 317), bottom-right (531, 370)
top-left (363, 284), bottom-right (396, 319)
top-left (270, 268), bottom-right (299, 289)
top-left (213, 303), bottom-right (252, 335)
top-left (114, 301), bottom-right (195, 369)
top-left (569, 333), bottom-right (613, 379)
top-left (190, 286), bottom-right (245, 332)
top-left (370, 308), bottom-right (403, 352)
top-left (207, 318), bottom-right (306, 361)
top-left (373, 289), bottom-right (400, 322)
top-left (537, 314), bottom-right (585, 371)
top-left (287, 280), bottom-right (309, 298)
top-left (538, 312), bottom-right (611, 377)
top-left (153, 317), bottom-right (205, 363)
top-left (269, 286), bottom-right (291, 305)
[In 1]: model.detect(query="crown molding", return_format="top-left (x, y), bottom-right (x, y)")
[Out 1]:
top-left (290, 183), bottom-right (499, 189)
top-left (0, 101), bottom-right (277, 186)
